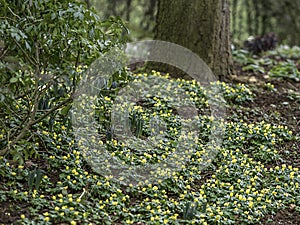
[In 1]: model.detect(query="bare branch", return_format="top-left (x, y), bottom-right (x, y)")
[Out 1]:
top-left (0, 96), bottom-right (73, 156)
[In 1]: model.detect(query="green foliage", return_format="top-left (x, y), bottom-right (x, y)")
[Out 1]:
top-left (90, 0), bottom-right (157, 39)
top-left (217, 82), bottom-right (254, 104)
top-left (287, 89), bottom-right (300, 102)
top-left (242, 63), bottom-right (265, 74)
top-left (0, 71), bottom-right (298, 224)
top-left (0, 0), bottom-right (127, 158)
top-left (233, 46), bottom-right (300, 82)
top-left (183, 201), bottom-right (199, 220)
top-left (267, 45), bottom-right (300, 59)
top-left (268, 60), bottom-right (300, 82)
top-left (232, 49), bottom-right (254, 65)
top-left (28, 168), bottom-right (44, 192)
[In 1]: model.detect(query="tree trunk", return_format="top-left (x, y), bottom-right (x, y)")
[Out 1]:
top-left (84, 0), bottom-right (90, 9)
top-left (155, 0), bottom-right (232, 80)
top-left (231, 0), bottom-right (238, 39)
top-left (245, 0), bottom-right (253, 35)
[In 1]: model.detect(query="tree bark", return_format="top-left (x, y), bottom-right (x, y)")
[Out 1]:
top-left (231, 0), bottom-right (238, 39)
top-left (84, 0), bottom-right (90, 9)
top-left (155, 0), bottom-right (232, 80)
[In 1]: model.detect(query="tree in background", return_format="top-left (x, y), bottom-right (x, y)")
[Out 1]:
top-left (155, 0), bottom-right (232, 80)
top-left (89, 0), bottom-right (300, 47)
top-left (275, 0), bottom-right (300, 46)
top-left (90, 0), bottom-right (157, 39)
top-left (231, 0), bottom-right (300, 46)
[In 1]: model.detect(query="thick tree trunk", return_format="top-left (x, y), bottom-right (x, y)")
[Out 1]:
top-left (155, 0), bottom-right (232, 80)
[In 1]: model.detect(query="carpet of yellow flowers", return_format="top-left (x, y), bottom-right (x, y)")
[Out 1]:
top-left (1, 47), bottom-right (300, 224)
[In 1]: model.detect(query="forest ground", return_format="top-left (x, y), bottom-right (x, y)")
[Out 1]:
top-left (231, 54), bottom-right (300, 224)
top-left (0, 48), bottom-right (299, 225)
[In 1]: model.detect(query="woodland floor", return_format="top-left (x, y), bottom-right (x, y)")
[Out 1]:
top-left (230, 66), bottom-right (300, 225)
top-left (1, 54), bottom-right (300, 225)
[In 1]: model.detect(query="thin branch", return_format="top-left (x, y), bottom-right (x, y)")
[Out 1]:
top-left (0, 96), bottom-right (73, 156)
top-left (35, 42), bottom-right (40, 75)
top-left (13, 38), bottom-right (37, 66)
top-left (1, 101), bottom-right (22, 121)
top-left (0, 47), bottom-right (9, 60)
top-left (30, 96), bottom-right (73, 126)
top-left (0, 16), bottom-right (18, 22)
top-left (7, 7), bottom-right (21, 19)
top-left (1, 67), bottom-right (73, 156)
top-left (75, 49), bottom-right (80, 68)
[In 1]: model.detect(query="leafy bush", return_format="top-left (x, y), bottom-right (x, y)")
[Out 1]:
top-left (0, 0), bottom-right (127, 159)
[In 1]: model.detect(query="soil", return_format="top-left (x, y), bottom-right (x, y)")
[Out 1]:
top-left (258, 207), bottom-right (300, 225)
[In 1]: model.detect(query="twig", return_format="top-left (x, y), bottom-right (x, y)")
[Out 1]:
top-left (35, 42), bottom-right (40, 75)
top-left (0, 16), bottom-right (18, 22)
top-left (0, 47), bottom-right (8, 60)
top-left (0, 96), bottom-right (73, 156)
top-left (7, 7), bottom-right (21, 19)
top-left (13, 38), bottom-right (37, 66)
top-left (79, 188), bottom-right (86, 199)
top-left (30, 96), bottom-right (73, 126)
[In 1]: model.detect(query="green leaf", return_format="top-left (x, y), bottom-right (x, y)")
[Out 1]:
top-left (74, 12), bottom-right (84, 20)
top-left (9, 77), bottom-right (18, 83)
top-left (51, 12), bottom-right (56, 20)
top-left (0, 93), bottom-right (5, 102)
top-left (35, 169), bottom-right (43, 190)
top-left (53, 27), bottom-right (58, 37)
top-left (3, 56), bottom-right (19, 63)
top-left (61, 104), bottom-right (71, 116)
top-left (28, 171), bottom-right (35, 191)
top-left (25, 41), bottom-right (31, 51)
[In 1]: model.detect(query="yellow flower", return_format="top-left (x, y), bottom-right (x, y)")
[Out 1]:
top-left (125, 219), bottom-right (133, 224)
